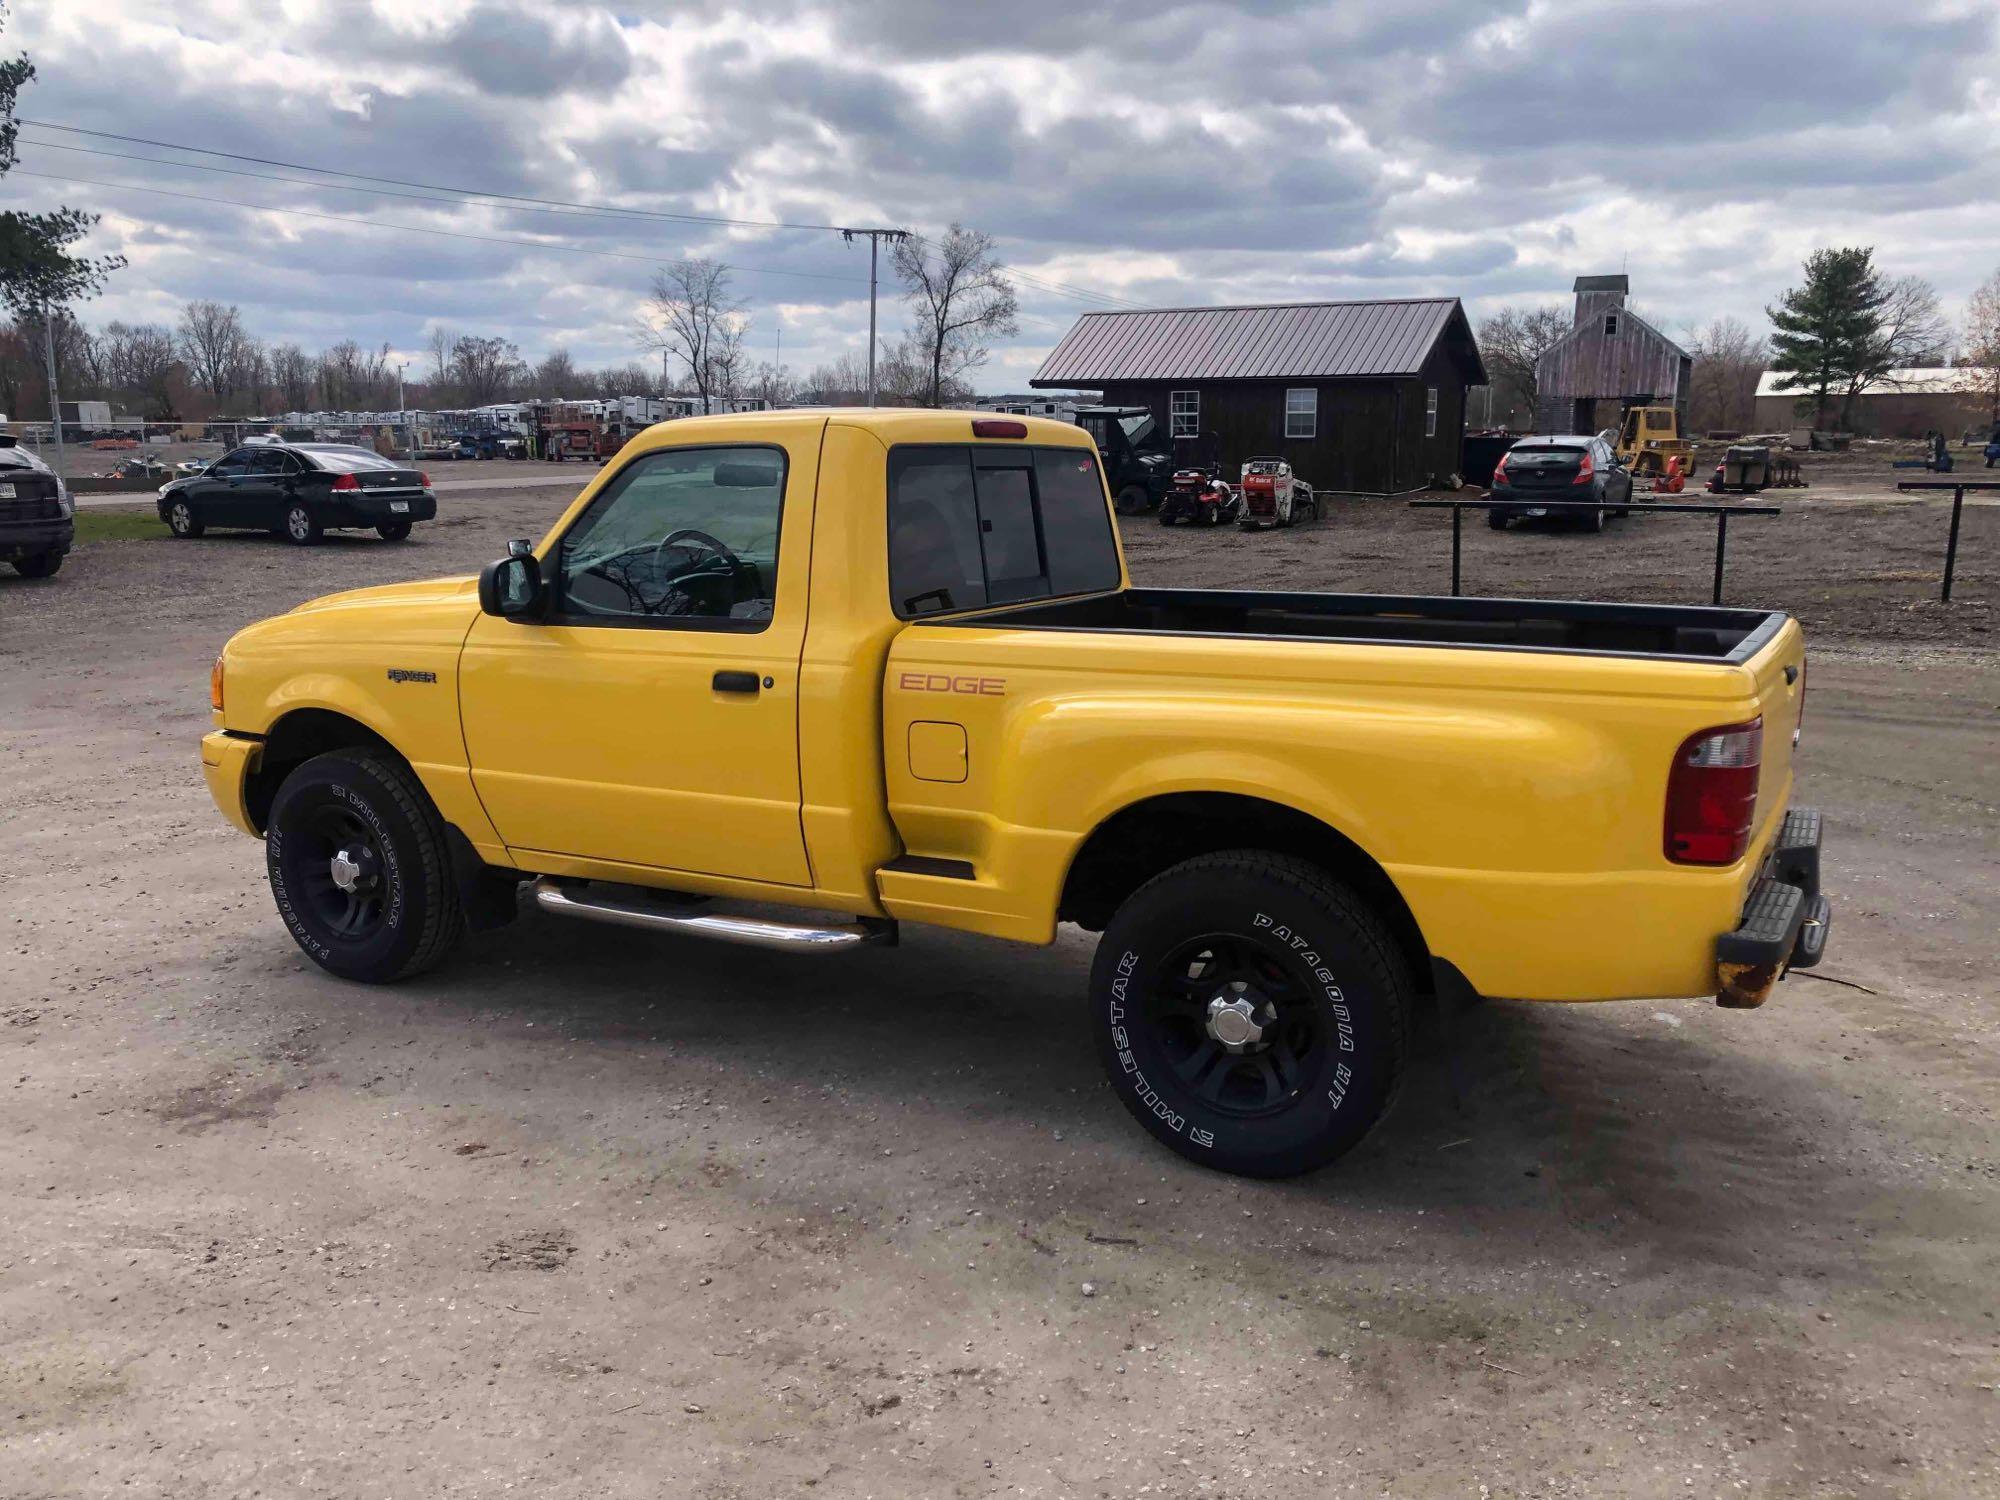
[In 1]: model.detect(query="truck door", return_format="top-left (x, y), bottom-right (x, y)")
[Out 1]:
top-left (458, 438), bottom-right (813, 886)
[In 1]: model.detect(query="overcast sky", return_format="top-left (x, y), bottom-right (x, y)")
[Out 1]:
top-left (12, 0), bottom-right (2000, 394)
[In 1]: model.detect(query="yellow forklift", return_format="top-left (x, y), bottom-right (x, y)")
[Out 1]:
top-left (1610, 404), bottom-right (1697, 478)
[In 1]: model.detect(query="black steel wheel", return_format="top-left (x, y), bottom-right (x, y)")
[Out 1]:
top-left (266, 749), bottom-right (461, 982)
top-left (1090, 851), bottom-right (1412, 1177)
top-left (167, 499), bottom-right (205, 538)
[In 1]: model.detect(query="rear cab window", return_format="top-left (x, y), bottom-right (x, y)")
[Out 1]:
top-left (888, 444), bottom-right (1120, 618)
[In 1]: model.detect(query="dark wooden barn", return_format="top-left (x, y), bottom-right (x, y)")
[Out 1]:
top-left (1532, 275), bottom-right (1692, 434)
top-left (1029, 298), bottom-right (1487, 494)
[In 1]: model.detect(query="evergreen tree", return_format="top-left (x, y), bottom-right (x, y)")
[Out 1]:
top-left (1765, 247), bottom-right (1887, 430)
top-left (0, 5), bottom-right (124, 315)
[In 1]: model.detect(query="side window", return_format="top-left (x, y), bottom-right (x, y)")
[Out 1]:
top-left (556, 445), bottom-right (785, 626)
top-left (1285, 387), bottom-right (1316, 439)
top-left (250, 449), bottom-right (290, 475)
top-left (211, 447), bottom-right (254, 476)
top-left (889, 445), bottom-right (1120, 619)
top-left (1425, 386), bottom-right (1439, 438)
top-left (1170, 390), bottom-right (1200, 439)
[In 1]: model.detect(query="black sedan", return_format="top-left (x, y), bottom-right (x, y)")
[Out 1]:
top-left (156, 443), bottom-right (437, 544)
top-left (1487, 434), bottom-right (1636, 532)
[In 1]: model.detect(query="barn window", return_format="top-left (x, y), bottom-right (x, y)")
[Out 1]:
top-left (1425, 386), bottom-right (1439, 438)
top-left (1604, 313), bottom-right (1620, 338)
top-left (1170, 390), bottom-right (1200, 438)
top-left (1284, 388), bottom-right (1317, 439)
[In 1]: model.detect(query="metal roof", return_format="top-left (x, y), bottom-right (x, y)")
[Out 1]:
top-left (1029, 298), bottom-right (1480, 386)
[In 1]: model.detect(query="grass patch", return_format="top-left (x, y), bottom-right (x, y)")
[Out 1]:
top-left (72, 505), bottom-right (163, 544)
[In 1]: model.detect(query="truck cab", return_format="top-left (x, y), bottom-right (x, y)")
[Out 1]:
top-left (200, 409), bottom-right (1828, 1178)
top-left (1070, 404), bottom-right (1175, 513)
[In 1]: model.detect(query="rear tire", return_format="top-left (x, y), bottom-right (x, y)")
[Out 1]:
top-left (11, 551), bottom-right (62, 577)
top-left (1486, 509), bottom-right (1509, 530)
top-left (1115, 485), bottom-right (1150, 516)
top-left (167, 499), bottom-right (204, 538)
top-left (1090, 851), bottom-right (1413, 1178)
top-left (265, 748), bottom-right (462, 983)
top-left (1582, 502), bottom-right (1604, 533)
top-left (283, 503), bottom-right (322, 546)
top-left (377, 520), bottom-right (413, 541)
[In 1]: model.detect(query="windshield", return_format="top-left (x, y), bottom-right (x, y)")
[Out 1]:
top-left (299, 445), bottom-right (405, 472)
top-left (1118, 413), bottom-right (1157, 447)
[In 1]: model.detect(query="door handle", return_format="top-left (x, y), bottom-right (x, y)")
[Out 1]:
top-left (712, 670), bottom-right (761, 695)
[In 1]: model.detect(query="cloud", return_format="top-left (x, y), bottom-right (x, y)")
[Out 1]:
top-left (8, 0), bottom-right (2000, 393)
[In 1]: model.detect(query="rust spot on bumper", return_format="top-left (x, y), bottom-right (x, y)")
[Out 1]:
top-left (1716, 958), bottom-right (1782, 1009)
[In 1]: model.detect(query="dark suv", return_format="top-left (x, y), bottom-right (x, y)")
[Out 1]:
top-left (1488, 434), bottom-right (1635, 532)
top-left (0, 435), bottom-right (74, 578)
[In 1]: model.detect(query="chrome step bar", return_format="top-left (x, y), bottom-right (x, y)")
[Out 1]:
top-left (530, 878), bottom-right (894, 953)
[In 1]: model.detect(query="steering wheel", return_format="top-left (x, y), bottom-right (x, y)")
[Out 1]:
top-left (639, 528), bottom-right (746, 615)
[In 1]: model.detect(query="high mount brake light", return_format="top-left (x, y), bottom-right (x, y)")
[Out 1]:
top-left (330, 472), bottom-right (360, 491)
top-left (1665, 718), bottom-right (1763, 865)
top-left (971, 418), bottom-right (1027, 439)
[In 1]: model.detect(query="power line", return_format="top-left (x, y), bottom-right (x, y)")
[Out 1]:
top-left (21, 117), bottom-right (1148, 311)
top-left (9, 169), bottom-right (869, 286)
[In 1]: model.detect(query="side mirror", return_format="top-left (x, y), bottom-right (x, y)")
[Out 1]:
top-left (479, 547), bottom-right (544, 619)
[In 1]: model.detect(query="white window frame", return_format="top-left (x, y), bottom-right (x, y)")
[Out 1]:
top-left (1425, 386), bottom-right (1439, 438)
top-left (1284, 387), bottom-right (1317, 439)
top-left (1170, 389), bottom-right (1200, 439)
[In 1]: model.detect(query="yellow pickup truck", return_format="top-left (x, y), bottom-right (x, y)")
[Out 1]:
top-left (200, 410), bottom-right (1828, 1177)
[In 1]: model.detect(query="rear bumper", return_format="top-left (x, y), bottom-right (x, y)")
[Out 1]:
top-left (0, 519), bottom-right (74, 559)
top-left (201, 730), bottom-right (264, 838)
top-left (1715, 806), bottom-right (1830, 1008)
top-left (324, 491), bottom-right (437, 527)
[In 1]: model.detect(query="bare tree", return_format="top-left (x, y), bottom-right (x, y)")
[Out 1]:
top-left (892, 226), bottom-right (1018, 408)
top-left (448, 334), bottom-right (525, 405)
top-left (532, 346), bottom-right (581, 397)
top-left (641, 258), bottom-right (745, 415)
top-left (1959, 265), bottom-right (2000, 425)
top-left (1474, 305), bottom-right (1570, 428)
top-left (100, 320), bottom-right (180, 418)
top-left (177, 300), bottom-right (248, 400)
top-left (1684, 316), bottom-right (1768, 433)
top-left (268, 342), bottom-right (315, 411)
top-left (592, 361), bottom-right (656, 398)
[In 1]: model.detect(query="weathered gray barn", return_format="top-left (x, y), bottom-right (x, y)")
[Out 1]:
top-left (1030, 298), bottom-right (1486, 493)
top-left (1533, 275), bottom-right (1691, 434)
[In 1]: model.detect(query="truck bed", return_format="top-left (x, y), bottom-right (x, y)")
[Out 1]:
top-left (948, 587), bottom-right (1785, 664)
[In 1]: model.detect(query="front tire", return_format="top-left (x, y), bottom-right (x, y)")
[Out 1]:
top-left (167, 499), bottom-right (205, 538)
top-left (266, 749), bottom-right (462, 982)
top-left (1115, 485), bottom-right (1150, 516)
top-left (1090, 851), bottom-right (1412, 1178)
top-left (283, 503), bottom-right (322, 546)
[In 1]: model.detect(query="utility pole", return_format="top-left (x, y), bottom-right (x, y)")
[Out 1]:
top-left (841, 227), bottom-right (909, 406)
top-left (41, 299), bottom-right (67, 485)
top-left (396, 361), bottom-right (408, 457)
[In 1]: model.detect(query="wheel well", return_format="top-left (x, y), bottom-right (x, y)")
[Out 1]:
top-left (1058, 792), bottom-right (1432, 992)
top-left (244, 709), bottom-right (396, 831)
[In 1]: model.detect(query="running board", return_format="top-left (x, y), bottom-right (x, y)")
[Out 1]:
top-left (530, 878), bottom-right (895, 953)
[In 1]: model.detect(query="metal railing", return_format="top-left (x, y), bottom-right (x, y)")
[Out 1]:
top-left (1895, 479), bottom-right (1998, 602)
top-left (1408, 497), bottom-right (1783, 605)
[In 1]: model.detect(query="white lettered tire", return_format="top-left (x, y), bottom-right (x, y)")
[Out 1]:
top-left (1090, 851), bottom-right (1412, 1177)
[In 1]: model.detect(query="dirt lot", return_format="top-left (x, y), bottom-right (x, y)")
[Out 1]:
top-left (3, 470), bottom-right (1998, 1498)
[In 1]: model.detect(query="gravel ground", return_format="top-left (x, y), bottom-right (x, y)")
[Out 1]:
top-left (2, 472), bottom-right (1997, 1498)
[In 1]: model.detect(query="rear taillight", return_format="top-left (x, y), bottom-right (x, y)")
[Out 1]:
top-left (419, 471), bottom-right (431, 488)
top-left (1794, 657), bottom-right (1807, 746)
top-left (1665, 718), bottom-right (1763, 865)
top-left (331, 472), bottom-right (360, 491)
top-left (1571, 451), bottom-right (1595, 484)
top-left (1491, 453), bottom-right (1510, 484)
